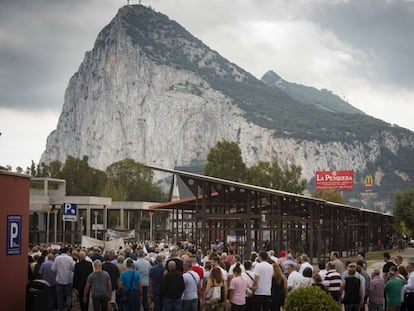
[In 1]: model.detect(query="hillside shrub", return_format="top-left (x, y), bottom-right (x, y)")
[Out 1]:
top-left (284, 286), bottom-right (341, 311)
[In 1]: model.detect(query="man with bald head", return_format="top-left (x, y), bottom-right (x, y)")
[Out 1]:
top-left (83, 260), bottom-right (112, 311)
top-left (161, 260), bottom-right (185, 311)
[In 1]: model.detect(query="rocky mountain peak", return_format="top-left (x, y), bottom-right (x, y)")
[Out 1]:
top-left (41, 5), bottom-right (414, 212)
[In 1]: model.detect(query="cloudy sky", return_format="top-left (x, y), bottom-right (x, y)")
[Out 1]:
top-left (1, 0), bottom-right (413, 170)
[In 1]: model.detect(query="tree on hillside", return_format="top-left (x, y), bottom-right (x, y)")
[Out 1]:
top-left (105, 158), bottom-right (166, 202)
top-left (204, 140), bottom-right (247, 182)
top-left (312, 189), bottom-right (345, 204)
top-left (394, 188), bottom-right (414, 235)
top-left (281, 163), bottom-right (308, 194)
top-left (248, 161), bottom-right (282, 188)
top-left (247, 161), bottom-right (307, 194)
top-left (61, 156), bottom-right (107, 196)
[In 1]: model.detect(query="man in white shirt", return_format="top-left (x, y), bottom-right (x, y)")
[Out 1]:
top-left (51, 247), bottom-right (75, 311)
top-left (182, 260), bottom-right (200, 311)
top-left (287, 262), bottom-right (305, 292)
top-left (252, 251), bottom-right (273, 311)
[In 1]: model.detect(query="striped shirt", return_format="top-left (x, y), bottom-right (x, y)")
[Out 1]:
top-left (324, 269), bottom-right (342, 301)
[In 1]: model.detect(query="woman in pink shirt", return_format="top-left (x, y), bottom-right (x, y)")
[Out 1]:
top-left (229, 263), bottom-right (249, 311)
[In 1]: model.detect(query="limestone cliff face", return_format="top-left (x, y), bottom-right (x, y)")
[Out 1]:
top-left (41, 5), bottom-right (414, 210)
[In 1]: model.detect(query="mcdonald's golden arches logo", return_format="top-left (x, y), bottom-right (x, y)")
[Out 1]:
top-left (364, 175), bottom-right (373, 187)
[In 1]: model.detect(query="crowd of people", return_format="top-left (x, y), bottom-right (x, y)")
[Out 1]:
top-left (27, 241), bottom-right (414, 311)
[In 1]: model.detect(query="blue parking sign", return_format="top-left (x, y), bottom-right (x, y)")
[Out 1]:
top-left (62, 203), bottom-right (77, 221)
top-left (7, 215), bottom-right (22, 255)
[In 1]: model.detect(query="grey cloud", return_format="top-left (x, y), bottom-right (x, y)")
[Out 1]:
top-left (309, 0), bottom-right (414, 89)
top-left (0, 0), bottom-right (122, 111)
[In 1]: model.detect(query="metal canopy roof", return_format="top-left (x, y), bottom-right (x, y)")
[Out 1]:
top-left (146, 165), bottom-right (390, 216)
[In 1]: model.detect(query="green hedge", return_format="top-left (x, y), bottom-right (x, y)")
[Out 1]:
top-left (284, 286), bottom-right (341, 311)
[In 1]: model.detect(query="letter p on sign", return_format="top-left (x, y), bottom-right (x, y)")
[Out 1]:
top-left (7, 215), bottom-right (22, 255)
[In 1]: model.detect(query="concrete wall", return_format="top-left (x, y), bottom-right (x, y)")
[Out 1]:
top-left (0, 171), bottom-right (30, 310)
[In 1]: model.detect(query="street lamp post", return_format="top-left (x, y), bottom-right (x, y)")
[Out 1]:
top-left (79, 216), bottom-right (84, 243)
top-left (94, 211), bottom-right (99, 239)
top-left (53, 209), bottom-right (59, 244)
top-left (46, 206), bottom-right (52, 245)
top-left (149, 212), bottom-right (153, 242)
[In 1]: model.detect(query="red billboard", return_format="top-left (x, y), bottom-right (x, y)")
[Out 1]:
top-left (315, 170), bottom-right (354, 190)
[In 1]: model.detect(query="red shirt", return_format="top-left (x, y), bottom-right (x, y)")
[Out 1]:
top-left (192, 265), bottom-right (204, 280)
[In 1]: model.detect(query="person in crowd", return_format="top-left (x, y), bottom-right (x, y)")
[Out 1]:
top-left (28, 255), bottom-right (35, 281)
top-left (278, 250), bottom-right (287, 266)
top-left (356, 260), bottom-right (370, 311)
top-left (286, 262), bottom-right (304, 292)
top-left (302, 267), bottom-right (314, 287)
top-left (394, 255), bottom-right (403, 268)
top-left (252, 251), bottom-right (273, 311)
top-left (204, 267), bottom-right (227, 311)
top-left (229, 263), bottom-right (249, 311)
top-left (229, 255), bottom-right (245, 278)
top-left (149, 255), bottom-right (166, 311)
top-left (404, 262), bottom-right (414, 310)
top-left (270, 263), bottom-right (287, 311)
top-left (189, 253), bottom-right (204, 309)
top-left (51, 247), bottom-right (75, 311)
top-left (383, 252), bottom-right (396, 281)
top-left (368, 269), bottom-right (384, 311)
top-left (73, 251), bottom-right (93, 311)
top-left (330, 251), bottom-right (345, 275)
top-left (135, 249), bottom-right (152, 311)
top-left (124, 247), bottom-right (137, 261)
top-left (102, 252), bottom-right (120, 311)
top-left (398, 265), bottom-right (408, 281)
top-left (161, 260), bottom-right (185, 311)
top-left (241, 260), bottom-right (255, 311)
top-left (282, 254), bottom-right (296, 275)
top-left (268, 250), bottom-right (278, 263)
top-left (341, 262), bottom-right (362, 311)
top-left (318, 260), bottom-right (327, 281)
top-left (384, 265), bottom-right (405, 311)
top-left (119, 258), bottom-right (143, 311)
top-left (116, 255), bottom-right (126, 274)
top-left (39, 253), bottom-right (58, 311)
top-left (166, 247), bottom-right (184, 274)
top-left (182, 260), bottom-right (200, 311)
top-left (211, 256), bottom-right (228, 281)
top-left (356, 252), bottom-right (367, 270)
top-left (83, 259), bottom-right (112, 311)
top-left (324, 261), bottom-right (342, 303)
top-left (226, 249), bottom-right (235, 267)
top-left (91, 247), bottom-right (104, 262)
top-left (34, 250), bottom-right (47, 279)
top-left (298, 254), bottom-right (313, 275)
top-left (312, 273), bottom-right (326, 292)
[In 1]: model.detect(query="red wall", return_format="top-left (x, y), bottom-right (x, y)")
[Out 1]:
top-left (0, 171), bottom-right (30, 310)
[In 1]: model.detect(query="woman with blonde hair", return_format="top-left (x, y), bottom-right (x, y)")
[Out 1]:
top-left (204, 267), bottom-right (228, 311)
top-left (271, 263), bottom-right (287, 311)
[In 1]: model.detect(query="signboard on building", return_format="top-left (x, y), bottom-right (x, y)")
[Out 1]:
top-left (7, 215), bottom-right (22, 255)
top-left (315, 170), bottom-right (354, 190)
top-left (62, 203), bottom-right (77, 221)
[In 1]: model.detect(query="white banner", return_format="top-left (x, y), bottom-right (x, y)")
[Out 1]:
top-left (81, 235), bottom-right (105, 249)
top-left (81, 235), bottom-right (125, 253)
top-left (106, 229), bottom-right (136, 240)
top-left (104, 237), bottom-right (126, 253)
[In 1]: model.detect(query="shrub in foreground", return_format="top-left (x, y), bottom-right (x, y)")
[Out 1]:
top-left (284, 286), bottom-right (341, 311)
